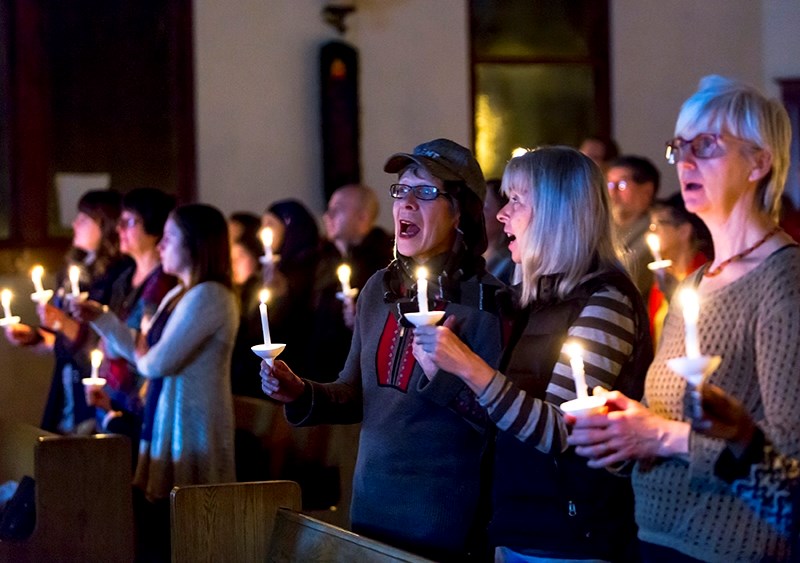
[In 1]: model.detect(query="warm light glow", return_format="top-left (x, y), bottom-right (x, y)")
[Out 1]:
top-left (511, 147), bottom-right (529, 158)
top-left (680, 289), bottom-right (700, 323)
top-left (90, 349), bottom-right (104, 370)
top-left (415, 267), bottom-right (428, 281)
top-left (565, 341), bottom-right (583, 360)
top-left (646, 233), bottom-right (661, 255)
top-left (337, 264), bottom-right (351, 285)
top-left (259, 288), bottom-right (270, 304)
top-left (1, 289), bottom-right (12, 317)
top-left (31, 264), bottom-right (46, 295)
top-left (260, 228), bottom-right (274, 251)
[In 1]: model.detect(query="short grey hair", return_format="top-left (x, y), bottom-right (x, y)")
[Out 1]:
top-left (675, 75), bottom-right (792, 220)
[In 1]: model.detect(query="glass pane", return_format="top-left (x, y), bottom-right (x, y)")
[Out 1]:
top-left (43, 0), bottom-right (177, 237)
top-left (475, 64), bottom-right (597, 180)
top-left (473, 0), bottom-right (603, 60)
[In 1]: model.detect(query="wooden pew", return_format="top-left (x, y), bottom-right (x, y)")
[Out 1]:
top-left (0, 418), bottom-right (133, 563)
top-left (170, 480), bottom-right (302, 562)
top-left (268, 508), bottom-right (434, 563)
top-left (170, 481), bottom-right (433, 563)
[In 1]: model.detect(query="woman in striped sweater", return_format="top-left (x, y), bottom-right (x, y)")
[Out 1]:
top-left (414, 146), bottom-right (652, 561)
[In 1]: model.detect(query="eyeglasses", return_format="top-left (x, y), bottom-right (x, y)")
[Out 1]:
top-left (607, 180), bottom-right (629, 192)
top-left (390, 184), bottom-right (446, 201)
top-left (117, 216), bottom-right (142, 229)
top-left (665, 133), bottom-right (759, 165)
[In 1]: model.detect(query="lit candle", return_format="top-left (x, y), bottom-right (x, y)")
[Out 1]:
top-left (1, 289), bottom-right (12, 319)
top-left (258, 288), bottom-right (272, 344)
top-left (90, 349), bottom-right (103, 379)
top-left (416, 267), bottom-right (429, 314)
top-left (679, 288), bottom-right (701, 358)
top-left (68, 265), bottom-right (81, 297)
top-left (31, 265), bottom-right (45, 294)
top-left (337, 264), bottom-right (352, 297)
top-left (260, 228), bottom-right (274, 265)
top-left (646, 233), bottom-right (663, 262)
top-left (565, 342), bottom-right (589, 400)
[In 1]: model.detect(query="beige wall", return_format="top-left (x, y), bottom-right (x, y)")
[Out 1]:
top-left (193, 0), bottom-right (470, 231)
top-left (611, 0), bottom-right (764, 196)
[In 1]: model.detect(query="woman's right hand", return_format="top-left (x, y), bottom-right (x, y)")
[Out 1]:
top-left (69, 299), bottom-right (105, 323)
top-left (3, 323), bottom-right (40, 346)
top-left (260, 359), bottom-right (305, 403)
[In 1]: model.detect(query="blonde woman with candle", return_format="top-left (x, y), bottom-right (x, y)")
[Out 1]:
top-left (569, 76), bottom-right (800, 562)
top-left (413, 146), bottom-right (653, 561)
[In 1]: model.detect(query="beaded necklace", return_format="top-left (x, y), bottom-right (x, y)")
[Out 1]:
top-left (703, 225), bottom-right (782, 278)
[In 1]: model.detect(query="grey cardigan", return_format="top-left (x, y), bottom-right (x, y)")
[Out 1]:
top-left (93, 281), bottom-right (237, 500)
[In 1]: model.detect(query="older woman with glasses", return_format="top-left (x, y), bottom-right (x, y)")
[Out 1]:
top-left (260, 139), bottom-right (504, 560)
top-left (570, 75), bottom-right (800, 562)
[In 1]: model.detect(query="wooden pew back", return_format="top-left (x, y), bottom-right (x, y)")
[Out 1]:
top-left (170, 480), bottom-right (301, 563)
top-left (268, 508), bottom-right (434, 563)
top-left (0, 418), bottom-right (133, 563)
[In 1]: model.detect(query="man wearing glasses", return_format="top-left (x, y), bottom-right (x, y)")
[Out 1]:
top-left (606, 155), bottom-right (661, 296)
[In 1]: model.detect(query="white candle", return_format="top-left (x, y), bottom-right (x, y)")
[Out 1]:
top-left (31, 265), bottom-right (45, 294)
top-left (68, 265), bottom-right (81, 297)
top-left (90, 349), bottom-right (104, 379)
top-left (646, 233), bottom-right (663, 262)
top-left (260, 228), bottom-right (274, 265)
top-left (679, 288), bottom-right (701, 358)
top-left (565, 342), bottom-right (589, 400)
top-left (258, 288), bottom-right (272, 344)
top-left (337, 264), bottom-right (352, 296)
top-left (1, 289), bottom-right (12, 319)
top-left (416, 267), bottom-right (429, 314)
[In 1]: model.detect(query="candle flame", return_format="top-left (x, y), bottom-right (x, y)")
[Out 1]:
top-left (32, 265), bottom-right (44, 281)
top-left (565, 341), bottom-right (583, 360)
top-left (260, 227), bottom-right (273, 250)
top-left (511, 147), bottom-right (528, 158)
top-left (259, 288), bottom-right (270, 304)
top-left (679, 288), bottom-right (700, 323)
top-left (1, 289), bottom-right (11, 308)
top-left (415, 267), bottom-right (428, 281)
top-left (91, 349), bottom-right (103, 369)
top-left (337, 264), bottom-right (351, 284)
top-left (645, 232), bottom-right (660, 254)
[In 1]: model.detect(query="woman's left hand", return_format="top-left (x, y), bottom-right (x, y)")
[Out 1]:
top-left (567, 391), bottom-right (689, 468)
top-left (412, 316), bottom-right (495, 393)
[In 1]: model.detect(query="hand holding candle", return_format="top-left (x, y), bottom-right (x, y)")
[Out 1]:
top-left (259, 288), bottom-right (272, 345)
top-left (679, 288), bottom-right (701, 358)
top-left (416, 267), bottom-right (429, 314)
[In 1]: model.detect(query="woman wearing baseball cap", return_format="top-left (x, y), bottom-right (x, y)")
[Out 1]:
top-left (261, 138), bottom-right (504, 560)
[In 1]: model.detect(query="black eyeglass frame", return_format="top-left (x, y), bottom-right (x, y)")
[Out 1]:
top-left (389, 183), bottom-right (448, 201)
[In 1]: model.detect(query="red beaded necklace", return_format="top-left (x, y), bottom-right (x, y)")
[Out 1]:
top-left (704, 225), bottom-right (782, 278)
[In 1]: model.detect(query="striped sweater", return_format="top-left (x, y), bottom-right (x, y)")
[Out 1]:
top-left (478, 285), bottom-right (635, 453)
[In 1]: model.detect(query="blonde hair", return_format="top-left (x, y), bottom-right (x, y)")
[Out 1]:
top-left (675, 75), bottom-right (792, 221)
top-left (502, 147), bottom-right (618, 305)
